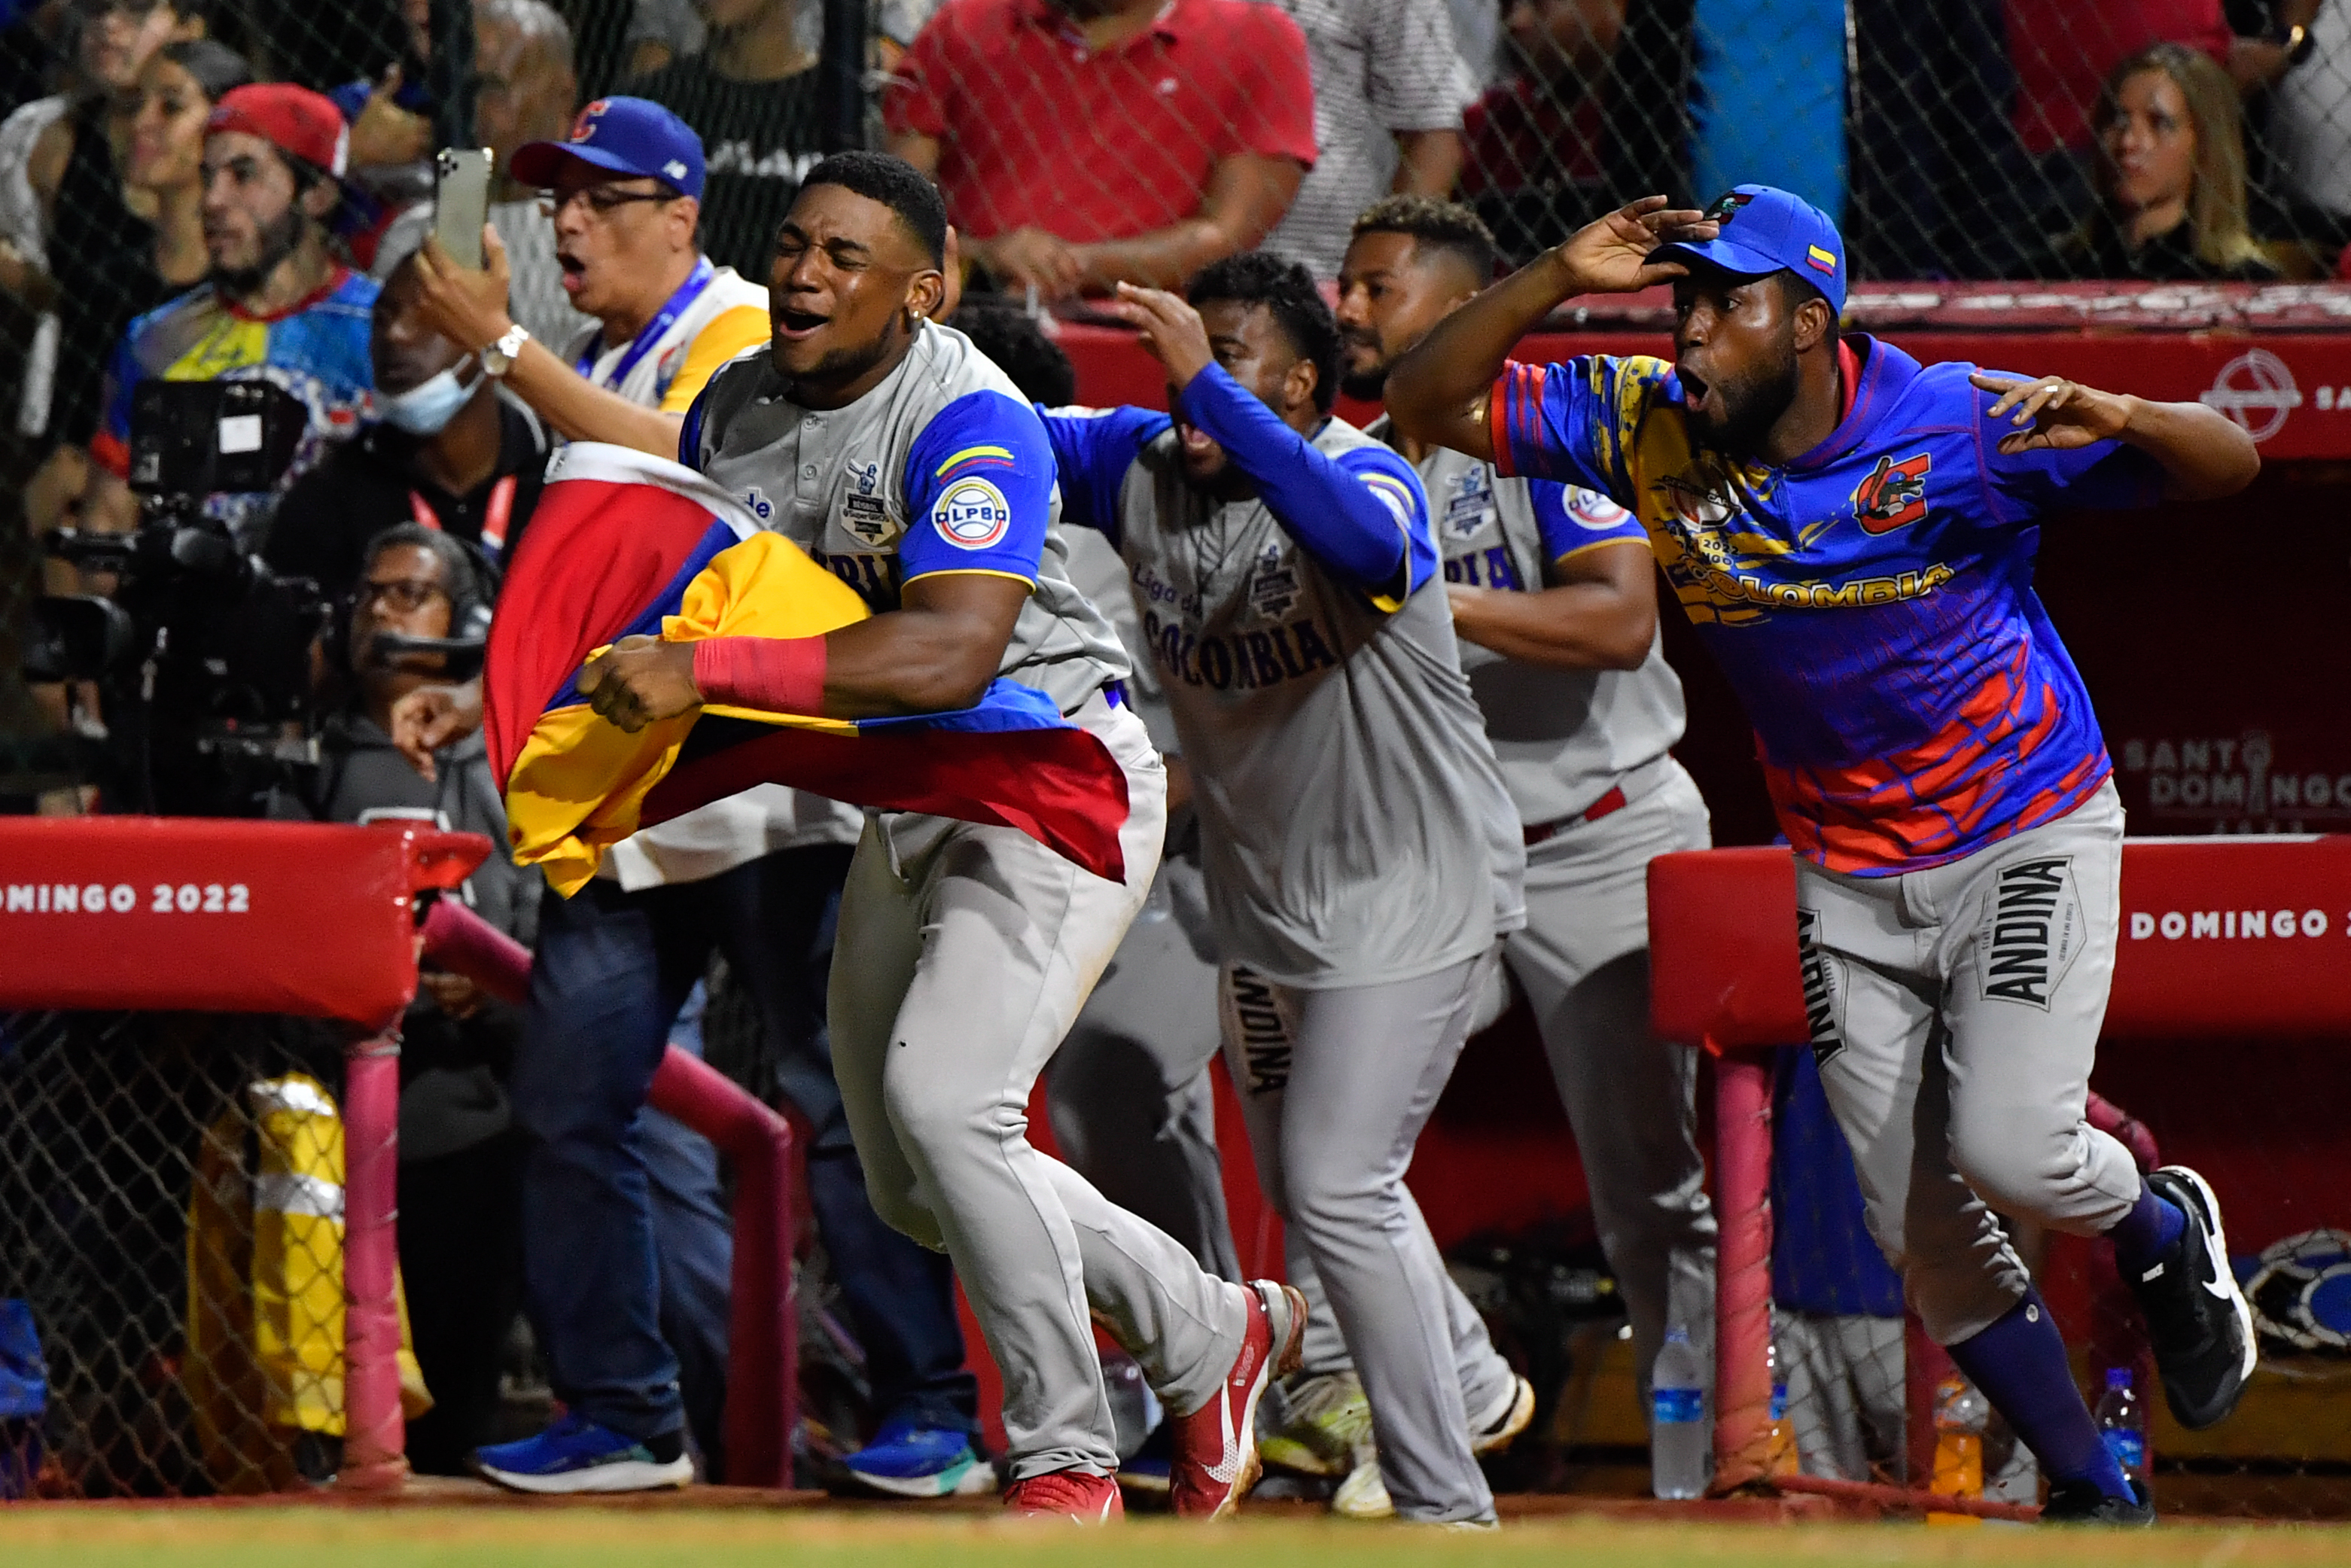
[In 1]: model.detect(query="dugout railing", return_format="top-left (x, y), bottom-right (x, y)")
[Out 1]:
top-left (1649, 834), bottom-right (2351, 1515)
top-left (0, 818), bottom-right (798, 1495)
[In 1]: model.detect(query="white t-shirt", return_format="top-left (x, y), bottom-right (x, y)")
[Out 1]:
top-left (2271, 11), bottom-right (2351, 215)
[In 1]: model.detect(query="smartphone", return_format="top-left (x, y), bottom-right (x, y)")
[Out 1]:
top-left (434, 148), bottom-right (495, 269)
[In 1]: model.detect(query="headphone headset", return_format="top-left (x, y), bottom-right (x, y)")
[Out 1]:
top-left (329, 525), bottom-right (502, 680)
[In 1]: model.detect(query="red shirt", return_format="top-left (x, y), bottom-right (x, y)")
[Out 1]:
top-left (1460, 77), bottom-right (1602, 196)
top-left (885, 0), bottom-right (1317, 245)
top-left (2007, 0), bottom-right (2231, 158)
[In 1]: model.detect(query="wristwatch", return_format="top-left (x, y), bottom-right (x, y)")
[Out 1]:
top-left (2273, 20), bottom-right (2316, 68)
top-left (482, 322), bottom-right (531, 379)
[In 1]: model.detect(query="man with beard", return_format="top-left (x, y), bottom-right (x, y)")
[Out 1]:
top-left (1387, 184), bottom-right (2262, 1524)
top-left (84, 83), bottom-right (376, 547)
top-left (1034, 253), bottom-right (1528, 1525)
top-left (1247, 193), bottom-right (1713, 1518)
top-left (553, 151), bottom-right (1304, 1522)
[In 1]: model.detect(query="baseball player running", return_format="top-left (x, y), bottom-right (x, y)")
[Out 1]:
top-left (1245, 195), bottom-right (1716, 1518)
top-left (1041, 254), bottom-right (1528, 1526)
top-left (575, 152), bottom-right (1303, 1523)
top-left (1386, 184), bottom-right (2261, 1524)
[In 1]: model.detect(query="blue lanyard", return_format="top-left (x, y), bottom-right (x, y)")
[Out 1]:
top-left (577, 256), bottom-right (717, 388)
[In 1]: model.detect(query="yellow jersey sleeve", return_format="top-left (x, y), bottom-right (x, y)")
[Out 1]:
top-left (659, 304), bottom-right (771, 413)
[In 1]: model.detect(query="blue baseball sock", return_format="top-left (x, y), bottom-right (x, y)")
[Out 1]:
top-left (1945, 1288), bottom-right (2132, 1499)
top-left (2106, 1181), bottom-right (2187, 1277)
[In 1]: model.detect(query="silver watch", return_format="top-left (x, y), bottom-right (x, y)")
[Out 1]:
top-left (482, 323), bottom-right (531, 378)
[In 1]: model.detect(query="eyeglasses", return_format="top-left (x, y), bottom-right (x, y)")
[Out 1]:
top-left (537, 186), bottom-right (680, 221)
top-left (358, 578), bottom-right (449, 613)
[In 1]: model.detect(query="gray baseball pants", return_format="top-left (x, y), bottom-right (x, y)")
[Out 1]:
top-left (1222, 948), bottom-right (1502, 1524)
top-left (1045, 851), bottom-right (1241, 1281)
top-left (1797, 780), bottom-right (2139, 1347)
top-left (829, 700), bottom-right (1250, 1481)
top-left (1287, 762), bottom-right (1719, 1405)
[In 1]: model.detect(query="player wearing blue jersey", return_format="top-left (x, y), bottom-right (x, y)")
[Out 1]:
top-left (1388, 186), bottom-right (2261, 1524)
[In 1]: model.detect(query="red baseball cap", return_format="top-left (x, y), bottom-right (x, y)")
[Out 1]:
top-left (207, 83), bottom-right (350, 179)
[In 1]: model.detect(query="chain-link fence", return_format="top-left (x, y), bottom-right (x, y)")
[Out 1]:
top-left (0, 1009), bottom-right (353, 1496)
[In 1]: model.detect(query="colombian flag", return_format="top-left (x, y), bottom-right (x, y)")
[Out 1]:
top-left (484, 443), bottom-right (1131, 896)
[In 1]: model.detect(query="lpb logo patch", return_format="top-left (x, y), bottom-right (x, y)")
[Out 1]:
top-left (1851, 452), bottom-right (1932, 534)
top-left (933, 479), bottom-right (1011, 550)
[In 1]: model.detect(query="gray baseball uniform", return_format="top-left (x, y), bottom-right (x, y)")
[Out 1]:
top-left (1043, 388), bottom-right (1524, 1523)
top-left (684, 322), bottom-right (1253, 1481)
top-left (1408, 431), bottom-right (1719, 1396)
top-left (1046, 526), bottom-right (1239, 1281)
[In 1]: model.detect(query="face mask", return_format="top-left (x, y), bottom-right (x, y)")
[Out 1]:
top-left (379, 359), bottom-right (482, 436)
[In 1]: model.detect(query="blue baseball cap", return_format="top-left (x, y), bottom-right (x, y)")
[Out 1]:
top-left (1649, 184), bottom-right (1846, 313)
top-left (510, 96), bottom-right (705, 201)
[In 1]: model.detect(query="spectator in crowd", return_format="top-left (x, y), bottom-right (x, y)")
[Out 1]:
top-left (475, 0), bottom-right (595, 351)
top-left (626, 0), bottom-right (708, 76)
top-left (6, 1), bottom-right (206, 455)
top-left (1458, 0), bottom-right (1621, 261)
top-left (2020, 44), bottom-right (2280, 282)
top-left (2000, 0), bottom-right (2311, 262)
top-left (266, 242), bottom-right (551, 592)
top-left (69, 82), bottom-right (377, 548)
top-left (626, 0), bottom-right (824, 281)
top-left (405, 96), bottom-right (766, 460)
top-left (282, 522), bottom-right (535, 1474)
top-left (883, 0), bottom-right (1317, 300)
top-left (123, 41), bottom-right (248, 305)
top-left (1256, 0), bottom-right (1469, 281)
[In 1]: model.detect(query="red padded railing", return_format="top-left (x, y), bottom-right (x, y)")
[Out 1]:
top-left (1647, 835), bottom-right (2351, 1509)
top-left (419, 897), bottom-right (799, 1488)
top-left (0, 817), bottom-right (489, 1490)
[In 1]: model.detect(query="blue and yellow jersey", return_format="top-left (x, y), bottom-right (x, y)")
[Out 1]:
top-left (93, 269), bottom-right (378, 546)
top-left (1491, 334), bottom-right (2163, 875)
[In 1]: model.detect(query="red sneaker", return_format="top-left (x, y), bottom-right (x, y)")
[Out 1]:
top-left (1170, 1279), bottom-right (1306, 1519)
top-left (1003, 1469), bottom-right (1123, 1522)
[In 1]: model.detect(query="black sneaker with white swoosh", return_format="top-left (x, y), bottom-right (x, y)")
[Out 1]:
top-left (2129, 1165), bottom-right (2257, 1431)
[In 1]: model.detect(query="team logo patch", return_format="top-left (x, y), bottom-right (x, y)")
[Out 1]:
top-left (842, 492), bottom-right (900, 547)
top-left (1979, 855), bottom-right (2085, 1009)
top-left (1852, 452), bottom-right (1932, 534)
top-left (1567, 488), bottom-right (1635, 531)
top-left (571, 99), bottom-right (610, 140)
top-left (1795, 907), bottom-right (1847, 1067)
top-left (1246, 543), bottom-right (1302, 620)
top-left (931, 478), bottom-right (1011, 550)
top-left (1807, 244), bottom-right (1838, 276)
top-left (1443, 467), bottom-right (1494, 540)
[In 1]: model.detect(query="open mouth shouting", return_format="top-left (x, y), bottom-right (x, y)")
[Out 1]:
top-left (773, 304), bottom-right (829, 343)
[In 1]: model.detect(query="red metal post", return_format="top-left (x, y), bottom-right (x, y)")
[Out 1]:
top-left (1712, 1046), bottom-right (1775, 1493)
top-left (337, 1027), bottom-right (409, 1490)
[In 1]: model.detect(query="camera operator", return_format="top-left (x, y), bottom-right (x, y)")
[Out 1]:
top-left (273, 520), bottom-right (538, 1474)
top-left (75, 83), bottom-right (378, 550)
top-left (266, 236), bottom-right (553, 597)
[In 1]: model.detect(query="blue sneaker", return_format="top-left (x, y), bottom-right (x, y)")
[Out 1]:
top-left (839, 1420), bottom-right (992, 1499)
top-left (474, 1411), bottom-right (693, 1494)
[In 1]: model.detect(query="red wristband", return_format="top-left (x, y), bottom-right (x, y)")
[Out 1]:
top-left (691, 635), bottom-right (827, 716)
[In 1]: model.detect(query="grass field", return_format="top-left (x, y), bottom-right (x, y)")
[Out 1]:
top-left (2, 1508), bottom-right (2346, 1568)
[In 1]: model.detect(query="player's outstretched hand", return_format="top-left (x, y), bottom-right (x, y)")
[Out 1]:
top-left (1105, 282), bottom-right (1215, 390)
top-left (1971, 372), bottom-right (2133, 454)
top-left (1553, 196), bottom-right (1719, 297)
top-left (577, 635), bottom-right (703, 733)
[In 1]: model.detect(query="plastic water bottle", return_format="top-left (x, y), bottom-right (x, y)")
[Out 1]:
top-left (2095, 1366), bottom-right (2149, 1485)
top-left (1765, 1338), bottom-right (1797, 1476)
top-left (1650, 1325), bottom-right (1709, 1499)
top-left (1928, 1375), bottom-right (1988, 1526)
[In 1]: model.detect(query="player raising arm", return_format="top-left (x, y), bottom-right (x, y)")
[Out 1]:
top-left (1042, 259), bottom-right (1532, 1525)
top-left (1388, 185), bottom-right (2258, 1526)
